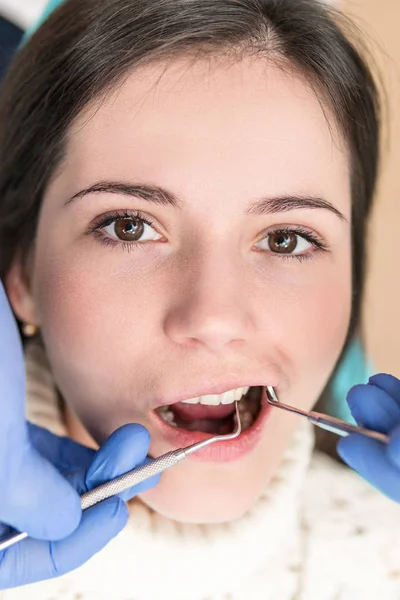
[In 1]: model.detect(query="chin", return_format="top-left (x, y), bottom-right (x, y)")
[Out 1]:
top-left (137, 467), bottom-right (268, 524)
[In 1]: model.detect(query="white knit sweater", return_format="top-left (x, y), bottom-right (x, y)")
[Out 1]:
top-left (2, 340), bottom-right (400, 600)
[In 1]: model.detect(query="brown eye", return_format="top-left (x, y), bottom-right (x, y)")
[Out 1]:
top-left (102, 215), bottom-right (162, 244)
top-left (268, 232), bottom-right (298, 254)
top-left (114, 218), bottom-right (144, 242)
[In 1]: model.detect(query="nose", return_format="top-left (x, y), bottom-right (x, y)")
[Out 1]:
top-left (163, 254), bottom-right (256, 353)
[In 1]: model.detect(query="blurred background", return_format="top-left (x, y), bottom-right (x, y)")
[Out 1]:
top-left (0, 0), bottom-right (399, 375)
top-left (341, 0), bottom-right (400, 377)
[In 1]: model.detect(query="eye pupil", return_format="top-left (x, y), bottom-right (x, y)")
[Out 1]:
top-left (114, 218), bottom-right (144, 241)
top-left (268, 232), bottom-right (297, 254)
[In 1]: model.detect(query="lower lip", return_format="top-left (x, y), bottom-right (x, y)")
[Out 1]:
top-left (150, 387), bottom-right (272, 462)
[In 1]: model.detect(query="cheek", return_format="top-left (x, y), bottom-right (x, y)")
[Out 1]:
top-left (37, 264), bottom-right (111, 354)
top-left (35, 262), bottom-right (118, 397)
top-left (274, 259), bottom-right (352, 408)
top-left (293, 275), bottom-right (350, 344)
top-left (34, 245), bottom-right (156, 357)
top-left (32, 249), bottom-right (161, 425)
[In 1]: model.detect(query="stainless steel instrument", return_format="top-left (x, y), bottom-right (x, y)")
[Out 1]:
top-left (265, 386), bottom-right (389, 444)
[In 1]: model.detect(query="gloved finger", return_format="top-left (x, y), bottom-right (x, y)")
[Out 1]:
top-left (369, 373), bottom-right (400, 407)
top-left (86, 423), bottom-right (161, 499)
top-left (28, 422), bottom-right (95, 471)
top-left (68, 423), bottom-right (160, 501)
top-left (386, 424), bottom-right (400, 470)
top-left (337, 434), bottom-right (400, 502)
top-left (0, 442), bottom-right (82, 541)
top-left (346, 384), bottom-right (400, 434)
top-left (0, 497), bottom-right (128, 588)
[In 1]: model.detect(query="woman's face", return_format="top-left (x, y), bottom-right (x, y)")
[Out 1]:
top-left (10, 56), bottom-right (352, 522)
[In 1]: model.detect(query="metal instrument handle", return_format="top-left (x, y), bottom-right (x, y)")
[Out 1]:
top-left (81, 449), bottom-right (186, 509)
top-left (309, 414), bottom-right (390, 444)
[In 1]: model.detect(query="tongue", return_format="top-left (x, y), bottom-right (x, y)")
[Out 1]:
top-left (170, 401), bottom-right (236, 421)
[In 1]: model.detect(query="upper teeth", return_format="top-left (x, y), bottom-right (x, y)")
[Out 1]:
top-left (181, 386), bottom-right (249, 406)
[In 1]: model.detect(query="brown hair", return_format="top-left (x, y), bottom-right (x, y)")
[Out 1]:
top-left (0, 0), bottom-right (381, 455)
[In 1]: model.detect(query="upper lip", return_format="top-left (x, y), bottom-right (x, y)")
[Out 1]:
top-left (153, 378), bottom-right (278, 408)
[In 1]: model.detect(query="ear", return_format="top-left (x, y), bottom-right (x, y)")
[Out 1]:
top-left (5, 261), bottom-right (39, 326)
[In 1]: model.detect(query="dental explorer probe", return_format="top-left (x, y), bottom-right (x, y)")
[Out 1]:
top-left (0, 402), bottom-right (242, 552)
top-left (265, 386), bottom-right (389, 444)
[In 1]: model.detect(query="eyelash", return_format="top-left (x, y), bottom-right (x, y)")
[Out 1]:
top-left (261, 226), bottom-right (328, 263)
top-left (88, 209), bottom-right (328, 261)
top-left (88, 210), bottom-right (156, 254)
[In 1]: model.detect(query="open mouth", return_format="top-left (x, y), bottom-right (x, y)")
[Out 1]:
top-left (154, 386), bottom-right (263, 435)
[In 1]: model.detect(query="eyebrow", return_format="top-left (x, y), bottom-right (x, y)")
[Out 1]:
top-left (66, 181), bottom-right (347, 221)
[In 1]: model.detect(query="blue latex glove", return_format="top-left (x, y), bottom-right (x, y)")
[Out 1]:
top-left (0, 281), bottom-right (160, 589)
top-left (337, 373), bottom-right (400, 502)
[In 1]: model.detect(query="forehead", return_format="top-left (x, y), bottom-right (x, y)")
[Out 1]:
top-left (60, 56), bottom-right (350, 206)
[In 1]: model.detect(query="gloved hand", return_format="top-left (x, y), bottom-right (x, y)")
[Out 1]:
top-left (337, 373), bottom-right (400, 502)
top-left (0, 281), bottom-right (160, 589)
